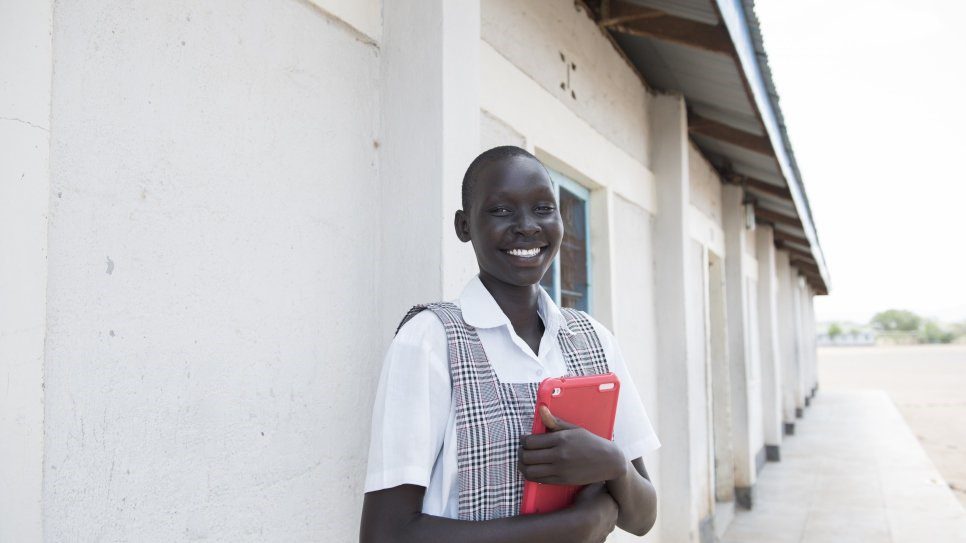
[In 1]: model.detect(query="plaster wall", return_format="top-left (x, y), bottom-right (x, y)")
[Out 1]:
top-left (43, 2), bottom-right (379, 540)
top-left (610, 195), bottom-right (661, 543)
top-left (0, 1), bottom-right (52, 540)
top-left (688, 144), bottom-right (722, 226)
top-left (306, 0), bottom-right (381, 43)
top-left (482, 0), bottom-right (650, 166)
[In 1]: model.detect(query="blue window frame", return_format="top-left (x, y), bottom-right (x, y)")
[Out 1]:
top-left (540, 169), bottom-right (592, 312)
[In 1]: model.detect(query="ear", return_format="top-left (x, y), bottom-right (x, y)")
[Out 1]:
top-left (454, 210), bottom-right (471, 243)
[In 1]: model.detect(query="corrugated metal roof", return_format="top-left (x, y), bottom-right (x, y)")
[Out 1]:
top-left (586, 0), bottom-right (830, 293)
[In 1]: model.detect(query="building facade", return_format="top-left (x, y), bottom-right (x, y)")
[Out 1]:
top-left (0, 0), bottom-right (827, 541)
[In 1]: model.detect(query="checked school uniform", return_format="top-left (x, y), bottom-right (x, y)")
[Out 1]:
top-left (364, 275), bottom-right (660, 520)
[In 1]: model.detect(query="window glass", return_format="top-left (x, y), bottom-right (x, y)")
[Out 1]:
top-left (540, 170), bottom-right (591, 312)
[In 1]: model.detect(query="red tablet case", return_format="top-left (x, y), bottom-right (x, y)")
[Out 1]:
top-left (520, 372), bottom-right (621, 515)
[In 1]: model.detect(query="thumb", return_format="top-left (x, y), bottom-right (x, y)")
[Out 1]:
top-left (539, 405), bottom-right (577, 432)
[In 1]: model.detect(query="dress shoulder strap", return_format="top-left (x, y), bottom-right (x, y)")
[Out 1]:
top-left (395, 302), bottom-right (464, 336)
top-left (557, 308), bottom-right (610, 375)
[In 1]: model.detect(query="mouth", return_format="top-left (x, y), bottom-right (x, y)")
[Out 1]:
top-left (501, 246), bottom-right (548, 259)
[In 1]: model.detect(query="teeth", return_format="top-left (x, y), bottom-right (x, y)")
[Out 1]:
top-left (506, 248), bottom-right (541, 258)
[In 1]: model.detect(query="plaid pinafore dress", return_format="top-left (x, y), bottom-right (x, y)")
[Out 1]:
top-left (396, 302), bottom-right (611, 521)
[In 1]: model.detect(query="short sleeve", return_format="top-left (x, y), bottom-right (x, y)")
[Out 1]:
top-left (364, 311), bottom-right (452, 492)
top-left (587, 317), bottom-right (661, 461)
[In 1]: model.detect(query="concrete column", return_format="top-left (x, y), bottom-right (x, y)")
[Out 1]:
top-left (721, 185), bottom-right (757, 508)
top-left (755, 226), bottom-right (782, 460)
top-left (804, 287), bottom-right (818, 399)
top-left (379, 0), bottom-right (481, 334)
top-left (650, 93), bottom-right (702, 541)
top-left (380, 0), bottom-right (480, 337)
top-left (792, 277), bottom-right (807, 413)
top-left (775, 250), bottom-right (799, 433)
top-left (0, 0), bottom-right (52, 540)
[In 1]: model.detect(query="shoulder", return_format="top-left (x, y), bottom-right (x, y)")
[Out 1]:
top-left (394, 307), bottom-right (448, 349)
top-left (562, 309), bottom-right (618, 350)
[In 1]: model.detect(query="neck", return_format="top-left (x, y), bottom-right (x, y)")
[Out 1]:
top-left (477, 272), bottom-right (543, 329)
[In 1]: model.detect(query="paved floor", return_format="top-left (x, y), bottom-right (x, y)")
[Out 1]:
top-left (819, 345), bottom-right (966, 509)
top-left (721, 391), bottom-right (966, 543)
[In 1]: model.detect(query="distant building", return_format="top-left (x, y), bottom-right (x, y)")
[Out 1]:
top-left (2, 1), bottom-right (830, 541)
top-left (817, 323), bottom-right (877, 346)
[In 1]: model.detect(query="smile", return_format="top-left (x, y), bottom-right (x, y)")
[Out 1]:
top-left (503, 247), bottom-right (545, 258)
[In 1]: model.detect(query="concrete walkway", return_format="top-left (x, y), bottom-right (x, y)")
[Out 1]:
top-left (722, 391), bottom-right (966, 543)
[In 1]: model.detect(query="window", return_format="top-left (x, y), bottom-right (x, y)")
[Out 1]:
top-left (541, 169), bottom-right (591, 312)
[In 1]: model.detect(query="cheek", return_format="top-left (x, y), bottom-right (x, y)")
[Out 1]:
top-left (548, 217), bottom-right (564, 246)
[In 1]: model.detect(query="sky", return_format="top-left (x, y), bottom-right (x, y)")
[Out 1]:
top-left (754, 0), bottom-right (966, 324)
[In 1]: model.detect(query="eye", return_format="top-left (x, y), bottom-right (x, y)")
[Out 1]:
top-left (535, 204), bottom-right (557, 214)
top-left (488, 206), bottom-right (512, 216)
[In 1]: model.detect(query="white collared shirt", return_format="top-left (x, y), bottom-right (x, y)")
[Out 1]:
top-left (364, 275), bottom-right (660, 518)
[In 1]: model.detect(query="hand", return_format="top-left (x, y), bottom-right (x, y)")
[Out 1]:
top-left (570, 483), bottom-right (618, 543)
top-left (519, 406), bottom-right (627, 486)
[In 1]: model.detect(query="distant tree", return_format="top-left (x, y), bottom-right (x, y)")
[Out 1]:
top-left (827, 322), bottom-right (843, 339)
top-left (920, 320), bottom-right (954, 344)
top-left (871, 309), bottom-right (921, 332)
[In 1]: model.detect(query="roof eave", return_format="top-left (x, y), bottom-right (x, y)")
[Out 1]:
top-left (715, 0), bottom-right (831, 293)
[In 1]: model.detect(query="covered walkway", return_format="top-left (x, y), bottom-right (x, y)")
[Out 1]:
top-left (722, 391), bottom-right (966, 543)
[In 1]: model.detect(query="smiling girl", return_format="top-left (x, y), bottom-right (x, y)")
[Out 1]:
top-left (360, 146), bottom-right (660, 542)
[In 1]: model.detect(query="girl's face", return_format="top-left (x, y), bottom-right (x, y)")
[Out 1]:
top-left (457, 156), bottom-right (564, 288)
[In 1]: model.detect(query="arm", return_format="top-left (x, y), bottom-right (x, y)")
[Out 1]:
top-left (519, 407), bottom-right (657, 537)
top-left (359, 483), bottom-right (618, 543)
top-left (604, 457), bottom-right (657, 536)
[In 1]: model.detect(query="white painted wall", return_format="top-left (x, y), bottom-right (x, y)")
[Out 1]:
top-left (307, 0), bottom-right (381, 43)
top-left (44, 2), bottom-right (379, 540)
top-left (482, 0), bottom-right (650, 166)
top-left (610, 195), bottom-right (661, 543)
top-left (0, 1), bottom-right (52, 541)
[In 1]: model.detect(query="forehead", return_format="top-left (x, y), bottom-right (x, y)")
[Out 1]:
top-left (472, 155), bottom-right (554, 202)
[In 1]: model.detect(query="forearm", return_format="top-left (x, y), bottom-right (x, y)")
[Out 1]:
top-left (398, 509), bottom-right (589, 543)
top-left (360, 487), bottom-right (596, 543)
top-left (605, 460), bottom-right (657, 536)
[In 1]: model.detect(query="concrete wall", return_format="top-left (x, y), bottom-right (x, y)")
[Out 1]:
top-left (43, 1), bottom-right (380, 540)
top-left (0, 1), bottom-right (52, 541)
top-left (0, 1), bottom-right (825, 540)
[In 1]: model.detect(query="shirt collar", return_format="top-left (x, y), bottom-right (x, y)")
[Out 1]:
top-left (458, 275), bottom-right (570, 337)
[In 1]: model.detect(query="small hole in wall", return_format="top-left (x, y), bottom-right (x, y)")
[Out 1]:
top-left (571, 62), bottom-right (577, 71)
top-left (560, 82), bottom-right (566, 90)
top-left (560, 51), bottom-right (565, 62)
top-left (571, 90), bottom-right (576, 100)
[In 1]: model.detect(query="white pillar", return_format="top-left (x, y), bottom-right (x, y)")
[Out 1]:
top-left (0, 0), bottom-right (52, 540)
top-left (721, 184), bottom-right (757, 508)
top-left (651, 93), bottom-right (702, 541)
top-left (379, 0), bottom-right (481, 335)
top-left (792, 277), bottom-right (807, 413)
top-left (775, 250), bottom-right (799, 432)
top-left (755, 226), bottom-right (782, 459)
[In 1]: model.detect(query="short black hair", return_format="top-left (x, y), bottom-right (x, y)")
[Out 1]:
top-left (461, 146), bottom-right (545, 211)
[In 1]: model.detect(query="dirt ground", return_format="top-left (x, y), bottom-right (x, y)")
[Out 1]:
top-left (819, 344), bottom-right (966, 509)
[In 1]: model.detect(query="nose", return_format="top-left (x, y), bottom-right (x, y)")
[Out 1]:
top-left (513, 210), bottom-right (542, 237)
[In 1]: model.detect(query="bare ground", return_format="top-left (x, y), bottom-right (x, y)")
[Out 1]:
top-left (819, 344), bottom-right (966, 509)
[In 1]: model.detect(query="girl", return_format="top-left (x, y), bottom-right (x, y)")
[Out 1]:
top-left (360, 146), bottom-right (660, 542)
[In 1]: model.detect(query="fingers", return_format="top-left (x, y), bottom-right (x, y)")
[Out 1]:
top-left (539, 405), bottom-right (578, 431)
top-left (520, 431), bottom-right (562, 450)
top-left (539, 405), bottom-right (559, 431)
top-left (518, 463), bottom-right (559, 482)
top-left (519, 447), bottom-right (557, 466)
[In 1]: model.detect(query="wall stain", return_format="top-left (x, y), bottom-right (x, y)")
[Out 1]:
top-left (106, 257), bottom-right (114, 275)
